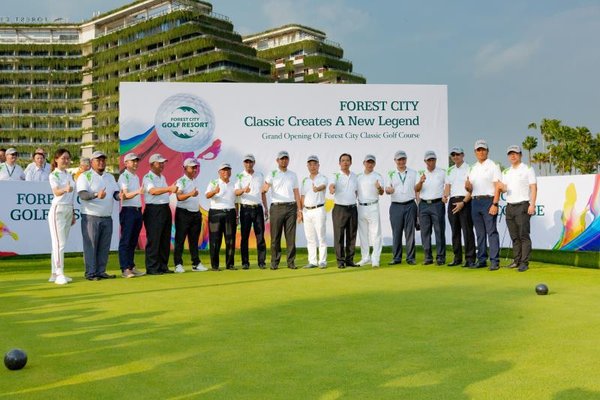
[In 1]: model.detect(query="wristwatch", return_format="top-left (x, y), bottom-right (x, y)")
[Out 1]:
top-left (492, 202), bottom-right (499, 207)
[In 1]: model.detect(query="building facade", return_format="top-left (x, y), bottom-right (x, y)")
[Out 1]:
top-left (0, 0), bottom-right (364, 164)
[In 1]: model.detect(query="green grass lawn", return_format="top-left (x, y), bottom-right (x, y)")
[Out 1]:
top-left (1, 250), bottom-right (600, 400)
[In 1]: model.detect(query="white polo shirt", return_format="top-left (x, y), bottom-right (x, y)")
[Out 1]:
top-left (265, 169), bottom-right (298, 204)
top-left (385, 168), bottom-right (417, 203)
top-left (301, 173), bottom-right (328, 207)
top-left (468, 159), bottom-right (502, 197)
top-left (25, 164), bottom-right (50, 181)
top-left (176, 174), bottom-right (201, 212)
top-left (331, 171), bottom-right (358, 205)
top-left (0, 163), bottom-right (25, 181)
top-left (142, 171), bottom-right (170, 205)
top-left (445, 163), bottom-right (469, 198)
top-left (118, 169), bottom-right (142, 208)
top-left (418, 167), bottom-right (446, 200)
top-left (502, 163), bottom-right (536, 204)
top-left (49, 169), bottom-right (75, 206)
top-left (357, 171), bottom-right (384, 203)
top-left (206, 178), bottom-right (236, 210)
top-left (76, 169), bottom-right (119, 217)
top-left (235, 170), bottom-right (265, 206)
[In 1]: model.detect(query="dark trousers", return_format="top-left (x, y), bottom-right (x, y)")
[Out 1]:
top-left (174, 207), bottom-right (202, 266)
top-left (332, 204), bottom-right (358, 266)
top-left (506, 202), bottom-right (532, 266)
top-left (269, 202), bottom-right (297, 267)
top-left (239, 205), bottom-right (267, 266)
top-left (447, 197), bottom-right (476, 264)
top-left (144, 204), bottom-right (172, 273)
top-left (419, 201), bottom-right (446, 263)
top-left (471, 197), bottom-right (500, 265)
top-left (389, 201), bottom-right (417, 263)
top-left (81, 214), bottom-right (113, 278)
top-left (118, 207), bottom-right (143, 271)
top-left (208, 208), bottom-right (236, 269)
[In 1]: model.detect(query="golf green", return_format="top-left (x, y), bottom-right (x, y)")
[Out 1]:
top-left (1, 251), bottom-right (600, 399)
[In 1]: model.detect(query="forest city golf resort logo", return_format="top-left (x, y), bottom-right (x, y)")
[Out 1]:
top-left (154, 93), bottom-right (215, 152)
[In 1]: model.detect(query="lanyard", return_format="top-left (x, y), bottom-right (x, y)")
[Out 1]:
top-left (397, 170), bottom-right (407, 185)
top-left (6, 164), bottom-right (16, 178)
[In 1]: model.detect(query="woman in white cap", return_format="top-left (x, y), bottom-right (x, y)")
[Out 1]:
top-left (48, 149), bottom-right (76, 285)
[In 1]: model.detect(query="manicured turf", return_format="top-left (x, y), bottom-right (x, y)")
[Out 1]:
top-left (1, 251), bottom-right (600, 399)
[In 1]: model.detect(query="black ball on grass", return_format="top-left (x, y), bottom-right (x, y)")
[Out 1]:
top-left (4, 349), bottom-right (27, 370)
top-left (535, 284), bottom-right (549, 296)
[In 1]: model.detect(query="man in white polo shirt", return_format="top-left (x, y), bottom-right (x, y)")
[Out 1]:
top-left (206, 162), bottom-right (237, 271)
top-left (329, 153), bottom-right (358, 268)
top-left (142, 153), bottom-right (178, 275)
top-left (300, 155), bottom-right (328, 269)
top-left (444, 146), bottom-right (476, 267)
top-left (385, 150), bottom-right (418, 265)
top-left (0, 148), bottom-right (25, 181)
top-left (235, 154), bottom-right (268, 270)
top-left (415, 150), bottom-right (447, 265)
top-left (498, 145), bottom-right (537, 272)
top-left (118, 152), bottom-right (145, 278)
top-left (77, 151), bottom-right (120, 280)
top-left (174, 158), bottom-right (207, 273)
top-left (263, 150), bottom-right (301, 270)
top-left (465, 139), bottom-right (502, 270)
top-left (356, 154), bottom-right (384, 268)
top-left (24, 148), bottom-right (50, 181)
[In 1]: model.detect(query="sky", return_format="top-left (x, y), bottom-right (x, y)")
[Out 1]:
top-left (4, 0), bottom-right (599, 164)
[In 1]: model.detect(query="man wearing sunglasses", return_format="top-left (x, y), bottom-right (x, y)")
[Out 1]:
top-left (0, 148), bottom-right (25, 181)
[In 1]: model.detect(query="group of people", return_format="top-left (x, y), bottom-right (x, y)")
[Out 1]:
top-left (0, 138), bottom-right (538, 285)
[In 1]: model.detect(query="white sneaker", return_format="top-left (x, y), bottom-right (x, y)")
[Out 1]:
top-left (48, 274), bottom-right (57, 282)
top-left (174, 264), bottom-right (185, 273)
top-left (55, 275), bottom-right (68, 285)
top-left (372, 264), bottom-right (380, 268)
top-left (192, 263), bottom-right (208, 272)
top-left (357, 258), bottom-right (371, 266)
top-left (131, 267), bottom-right (145, 276)
top-left (318, 262), bottom-right (327, 269)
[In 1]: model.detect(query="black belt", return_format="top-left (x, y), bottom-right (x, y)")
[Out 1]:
top-left (393, 200), bottom-right (414, 205)
top-left (241, 204), bottom-right (261, 208)
top-left (123, 206), bottom-right (142, 210)
top-left (421, 198), bottom-right (442, 204)
top-left (450, 196), bottom-right (465, 201)
top-left (304, 204), bottom-right (324, 210)
top-left (272, 202), bottom-right (296, 206)
top-left (359, 200), bottom-right (378, 206)
top-left (473, 195), bottom-right (493, 200)
top-left (210, 208), bottom-right (235, 212)
top-left (507, 201), bottom-right (529, 206)
top-left (335, 204), bottom-right (356, 208)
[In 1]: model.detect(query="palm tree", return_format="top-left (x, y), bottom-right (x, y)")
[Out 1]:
top-left (532, 152), bottom-right (550, 176)
top-left (522, 136), bottom-right (538, 164)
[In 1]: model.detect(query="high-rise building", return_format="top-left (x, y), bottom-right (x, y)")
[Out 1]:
top-left (0, 0), bottom-right (364, 165)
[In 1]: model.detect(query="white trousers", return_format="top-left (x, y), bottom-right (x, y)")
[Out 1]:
top-left (48, 204), bottom-right (73, 275)
top-left (303, 207), bottom-right (327, 265)
top-left (358, 203), bottom-right (382, 264)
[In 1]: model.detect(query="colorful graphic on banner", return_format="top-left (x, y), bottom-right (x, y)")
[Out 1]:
top-left (553, 174), bottom-right (600, 251)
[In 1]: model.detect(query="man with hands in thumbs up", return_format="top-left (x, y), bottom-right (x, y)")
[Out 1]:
top-left (356, 154), bottom-right (384, 268)
top-left (300, 155), bottom-right (328, 269)
top-left (77, 151), bottom-right (121, 280)
top-left (235, 154), bottom-right (268, 270)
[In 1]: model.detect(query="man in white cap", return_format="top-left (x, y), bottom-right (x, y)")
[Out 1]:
top-left (385, 150), bottom-right (418, 265)
top-left (444, 146), bottom-right (476, 267)
top-left (498, 145), bottom-right (537, 272)
top-left (174, 157), bottom-right (207, 273)
top-left (0, 148), bottom-right (25, 181)
top-left (356, 154), bottom-right (384, 267)
top-left (415, 150), bottom-right (446, 265)
top-left (206, 162), bottom-right (237, 271)
top-left (235, 154), bottom-right (268, 269)
top-left (300, 155), bottom-right (328, 268)
top-left (77, 150), bottom-right (120, 280)
top-left (329, 153), bottom-right (358, 268)
top-left (465, 139), bottom-right (502, 270)
top-left (24, 148), bottom-right (50, 181)
top-left (262, 150), bottom-right (301, 270)
top-left (142, 153), bottom-right (178, 275)
top-left (118, 152), bottom-right (145, 278)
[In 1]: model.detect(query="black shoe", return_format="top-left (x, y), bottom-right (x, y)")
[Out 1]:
top-left (506, 262), bottom-right (518, 269)
top-left (242, 264), bottom-right (250, 270)
top-left (146, 270), bottom-right (163, 275)
top-left (422, 260), bottom-right (434, 265)
top-left (388, 260), bottom-right (402, 265)
top-left (463, 262), bottom-right (475, 268)
top-left (476, 262), bottom-right (487, 268)
top-left (86, 276), bottom-right (100, 281)
top-left (346, 262), bottom-right (357, 267)
top-left (436, 260), bottom-right (445, 266)
top-left (258, 264), bottom-right (266, 270)
top-left (226, 266), bottom-right (238, 270)
top-left (406, 260), bottom-right (416, 265)
top-left (447, 261), bottom-right (462, 267)
top-left (211, 267), bottom-right (220, 272)
top-left (162, 269), bottom-right (175, 274)
top-left (270, 266), bottom-right (279, 270)
top-left (517, 265), bottom-right (529, 272)
top-left (489, 265), bottom-right (500, 271)
top-left (97, 273), bottom-right (116, 279)
top-left (338, 264), bottom-right (346, 269)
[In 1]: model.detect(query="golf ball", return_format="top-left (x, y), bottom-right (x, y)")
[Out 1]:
top-left (154, 93), bottom-right (215, 152)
